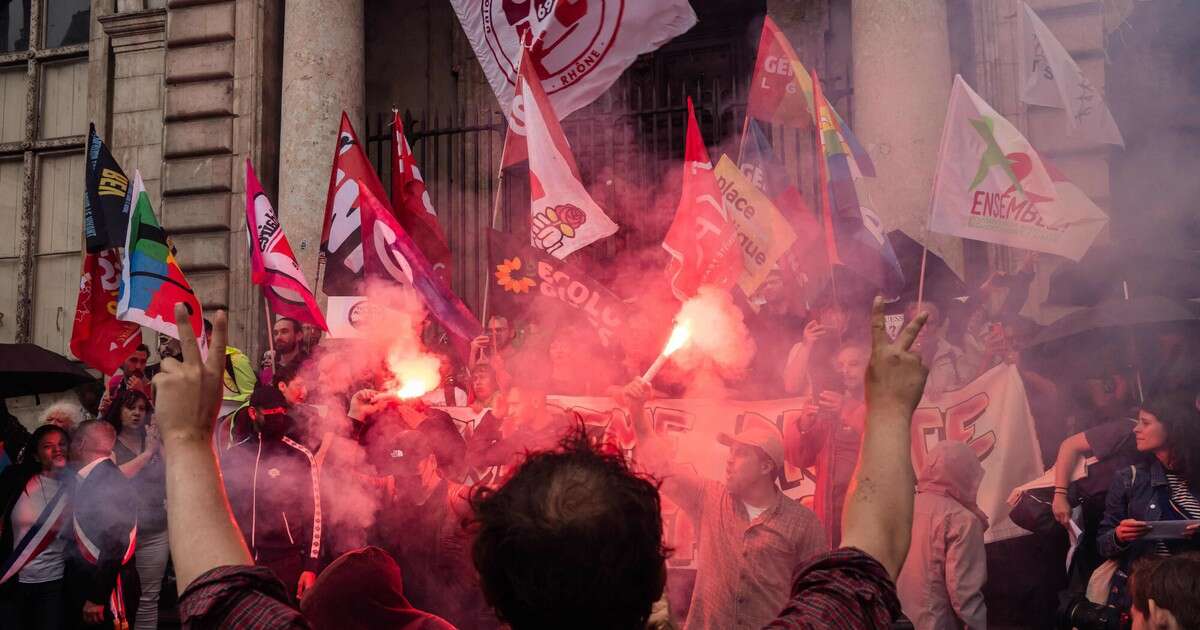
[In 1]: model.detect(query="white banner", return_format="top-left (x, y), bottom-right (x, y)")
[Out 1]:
top-left (437, 364), bottom-right (1042, 558)
top-left (911, 364), bottom-right (1045, 542)
top-left (451, 0), bottom-right (696, 122)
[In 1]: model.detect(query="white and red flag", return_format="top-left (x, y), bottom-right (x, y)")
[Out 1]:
top-left (518, 47), bottom-right (618, 259)
top-left (245, 160), bottom-right (328, 331)
top-left (320, 113), bottom-right (389, 298)
top-left (662, 97), bottom-right (742, 299)
top-left (391, 112), bottom-right (452, 284)
top-left (929, 76), bottom-right (1107, 260)
top-left (320, 113), bottom-right (391, 336)
top-left (450, 0), bottom-right (697, 168)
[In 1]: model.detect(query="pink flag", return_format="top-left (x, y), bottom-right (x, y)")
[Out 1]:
top-left (245, 160), bottom-right (328, 330)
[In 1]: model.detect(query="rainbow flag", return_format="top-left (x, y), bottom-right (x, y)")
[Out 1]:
top-left (117, 171), bottom-right (204, 341)
top-left (812, 69), bottom-right (903, 296)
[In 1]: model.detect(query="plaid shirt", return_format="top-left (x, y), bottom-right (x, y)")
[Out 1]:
top-left (179, 565), bottom-right (309, 629)
top-left (664, 475), bottom-right (827, 630)
top-left (765, 548), bottom-right (903, 629)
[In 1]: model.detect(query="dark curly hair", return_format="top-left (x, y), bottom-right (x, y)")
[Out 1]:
top-left (1142, 389), bottom-right (1200, 489)
top-left (19, 424), bottom-right (70, 470)
top-left (102, 387), bottom-right (151, 437)
top-left (468, 422), bottom-right (669, 630)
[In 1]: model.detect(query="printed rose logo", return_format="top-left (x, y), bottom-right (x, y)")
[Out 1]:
top-left (557, 204), bottom-right (586, 229)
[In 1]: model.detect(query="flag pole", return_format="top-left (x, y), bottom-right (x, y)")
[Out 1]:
top-left (810, 69), bottom-right (842, 318)
top-left (263, 300), bottom-right (275, 353)
top-left (916, 246), bottom-right (929, 310)
top-left (481, 130), bottom-right (508, 328)
top-left (1122, 279), bottom-right (1146, 404)
top-left (481, 171), bottom-right (503, 328)
top-left (736, 113), bottom-right (751, 165)
top-left (313, 254), bottom-right (325, 296)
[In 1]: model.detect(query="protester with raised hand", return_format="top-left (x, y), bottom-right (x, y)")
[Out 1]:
top-left (152, 304), bottom-right (307, 629)
top-left (767, 296), bottom-right (929, 627)
top-left (626, 362), bottom-right (827, 629)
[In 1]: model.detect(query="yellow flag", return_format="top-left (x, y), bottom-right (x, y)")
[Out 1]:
top-left (713, 155), bottom-right (798, 296)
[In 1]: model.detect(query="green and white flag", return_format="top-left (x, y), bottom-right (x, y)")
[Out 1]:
top-left (929, 76), bottom-right (1107, 261)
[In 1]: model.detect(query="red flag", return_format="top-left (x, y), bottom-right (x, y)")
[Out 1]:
top-left (71, 250), bottom-right (141, 374)
top-left (359, 185), bottom-right (481, 358)
top-left (390, 112), bottom-right (452, 284)
top-left (747, 15), bottom-right (816, 128)
top-left (320, 113), bottom-right (388, 297)
top-left (661, 98), bottom-right (743, 300)
top-left (246, 160), bottom-right (328, 330)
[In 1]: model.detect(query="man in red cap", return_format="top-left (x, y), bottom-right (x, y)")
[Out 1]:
top-left (624, 379), bottom-right (827, 630)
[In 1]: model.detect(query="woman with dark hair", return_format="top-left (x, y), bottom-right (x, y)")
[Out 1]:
top-left (0, 424), bottom-right (73, 630)
top-left (1096, 389), bottom-right (1200, 608)
top-left (102, 388), bottom-right (168, 630)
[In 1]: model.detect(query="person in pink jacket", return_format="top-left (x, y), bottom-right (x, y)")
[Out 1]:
top-left (896, 440), bottom-right (989, 629)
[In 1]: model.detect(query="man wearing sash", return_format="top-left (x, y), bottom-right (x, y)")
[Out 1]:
top-left (66, 420), bottom-right (137, 629)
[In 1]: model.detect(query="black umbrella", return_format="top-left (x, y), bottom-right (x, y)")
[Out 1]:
top-left (1046, 244), bottom-right (1200, 307)
top-left (0, 344), bottom-right (97, 398)
top-left (1027, 295), bottom-right (1199, 348)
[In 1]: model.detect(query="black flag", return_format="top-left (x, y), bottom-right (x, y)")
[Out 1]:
top-left (83, 124), bottom-right (132, 253)
top-left (487, 229), bottom-right (628, 348)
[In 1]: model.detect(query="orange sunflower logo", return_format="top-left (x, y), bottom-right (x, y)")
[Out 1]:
top-left (495, 256), bottom-right (536, 294)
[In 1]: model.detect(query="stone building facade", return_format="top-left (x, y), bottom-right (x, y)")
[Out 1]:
top-left (1, 0), bottom-right (1189, 364)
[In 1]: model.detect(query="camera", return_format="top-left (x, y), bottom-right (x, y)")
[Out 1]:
top-left (1056, 593), bottom-right (1129, 630)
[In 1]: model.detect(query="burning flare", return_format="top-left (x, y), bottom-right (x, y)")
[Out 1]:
top-left (386, 354), bottom-right (441, 400)
top-left (662, 321), bottom-right (692, 356)
top-left (642, 320), bottom-right (692, 383)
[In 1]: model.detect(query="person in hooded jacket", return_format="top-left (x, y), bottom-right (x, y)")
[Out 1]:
top-left (300, 546), bottom-right (454, 630)
top-left (896, 440), bottom-right (988, 630)
top-left (219, 385), bottom-right (323, 603)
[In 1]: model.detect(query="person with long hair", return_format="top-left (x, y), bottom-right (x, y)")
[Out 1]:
top-left (1097, 389), bottom-right (1200, 608)
top-left (0, 424), bottom-right (73, 630)
top-left (102, 388), bottom-right (168, 630)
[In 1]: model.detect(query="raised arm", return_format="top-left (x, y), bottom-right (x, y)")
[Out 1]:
top-left (153, 306), bottom-right (253, 592)
top-left (782, 320), bottom-right (828, 395)
top-left (839, 297), bottom-right (929, 579)
top-left (624, 378), bottom-right (704, 516)
top-left (1051, 431), bottom-right (1092, 527)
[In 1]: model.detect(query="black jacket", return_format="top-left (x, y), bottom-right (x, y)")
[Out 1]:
top-left (67, 458), bottom-right (136, 606)
top-left (219, 414), bottom-right (323, 573)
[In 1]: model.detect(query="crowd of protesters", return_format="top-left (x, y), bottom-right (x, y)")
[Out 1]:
top-left (0, 258), bottom-right (1199, 629)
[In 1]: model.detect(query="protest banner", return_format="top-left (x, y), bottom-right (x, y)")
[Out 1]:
top-left (436, 362), bottom-right (1043, 566)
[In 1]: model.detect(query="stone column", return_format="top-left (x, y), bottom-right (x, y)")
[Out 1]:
top-left (851, 0), bottom-right (963, 278)
top-left (277, 0), bottom-right (364, 280)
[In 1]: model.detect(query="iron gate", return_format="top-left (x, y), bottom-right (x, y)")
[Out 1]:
top-left (362, 78), bottom-right (837, 313)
